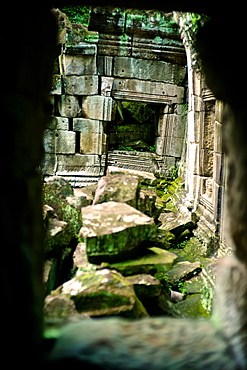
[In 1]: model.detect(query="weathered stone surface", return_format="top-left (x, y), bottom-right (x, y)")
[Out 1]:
top-left (44, 295), bottom-right (78, 321)
top-left (58, 95), bottom-right (80, 118)
top-left (166, 261), bottom-right (202, 285)
top-left (80, 201), bottom-right (157, 263)
top-left (73, 242), bottom-right (89, 269)
top-left (110, 247), bottom-right (177, 276)
top-left (175, 294), bottom-right (210, 318)
top-left (93, 174), bottom-right (140, 208)
top-left (138, 188), bottom-right (157, 217)
top-left (126, 274), bottom-right (161, 297)
top-left (80, 132), bottom-right (107, 155)
top-left (73, 118), bottom-right (103, 133)
top-left (112, 78), bottom-right (184, 104)
top-left (158, 206), bottom-right (193, 232)
top-left (62, 54), bottom-right (97, 75)
top-left (59, 269), bottom-right (137, 317)
top-left (82, 95), bottom-right (116, 121)
top-left (107, 166), bottom-right (157, 186)
top-left (43, 177), bottom-right (82, 247)
top-left (113, 57), bottom-right (186, 84)
top-left (64, 75), bottom-right (98, 95)
top-left (47, 116), bottom-right (69, 130)
top-left (43, 130), bottom-right (76, 154)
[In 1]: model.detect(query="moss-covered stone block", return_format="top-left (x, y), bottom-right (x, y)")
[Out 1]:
top-left (43, 177), bottom-right (82, 252)
top-left (109, 247), bottom-right (177, 276)
top-left (80, 201), bottom-right (157, 263)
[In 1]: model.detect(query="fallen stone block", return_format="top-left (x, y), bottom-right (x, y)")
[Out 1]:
top-left (109, 247), bottom-right (177, 276)
top-left (93, 174), bottom-right (140, 209)
top-left (44, 295), bottom-right (79, 321)
top-left (58, 269), bottom-right (137, 317)
top-left (126, 274), bottom-right (161, 298)
top-left (166, 261), bottom-right (202, 285)
top-left (79, 201), bottom-right (157, 263)
top-left (107, 166), bottom-right (157, 186)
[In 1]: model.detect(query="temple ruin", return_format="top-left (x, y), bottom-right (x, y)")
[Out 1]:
top-left (42, 8), bottom-right (228, 256)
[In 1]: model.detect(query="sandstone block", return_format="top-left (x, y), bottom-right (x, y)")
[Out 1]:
top-left (163, 137), bottom-right (183, 157)
top-left (73, 118), bottom-right (103, 133)
top-left (55, 154), bottom-right (102, 173)
top-left (59, 269), bottom-right (137, 317)
top-left (80, 132), bottom-right (107, 155)
top-left (101, 76), bottom-right (114, 96)
top-left (113, 57), bottom-right (186, 85)
top-left (62, 54), bottom-right (97, 75)
top-left (110, 246), bottom-right (177, 276)
top-left (126, 274), bottom-right (161, 298)
top-left (47, 116), bottom-right (69, 130)
top-left (82, 95), bottom-right (116, 121)
top-left (112, 78), bottom-right (184, 104)
top-left (107, 166), bottom-right (157, 186)
top-left (93, 174), bottom-right (140, 208)
top-left (56, 131), bottom-right (76, 154)
top-left (44, 295), bottom-right (78, 321)
top-left (79, 201), bottom-right (157, 263)
top-left (43, 130), bottom-right (77, 156)
top-left (97, 56), bottom-right (113, 76)
top-left (63, 75), bottom-right (98, 95)
top-left (58, 95), bottom-right (80, 118)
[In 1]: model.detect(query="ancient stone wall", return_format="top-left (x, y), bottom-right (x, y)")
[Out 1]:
top-left (175, 13), bottom-right (229, 255)
top-left (42, 8), bottom-right (187, 185)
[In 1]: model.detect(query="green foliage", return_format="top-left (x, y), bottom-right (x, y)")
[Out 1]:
top-left (122, 101), bottom-right (156, 124)
top-left (61, 6), bottom-right (91, 26)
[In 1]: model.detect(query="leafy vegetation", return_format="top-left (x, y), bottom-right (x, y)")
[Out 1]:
top-left (61, 6), bottom-right (91, 26)
top-left (122, 101), bottom-right (156, 124)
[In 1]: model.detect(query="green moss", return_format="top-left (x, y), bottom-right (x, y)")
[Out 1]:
top-left (72, 292), bottom-right (131, 313)
top-left (176, 294), bottom-right (210, 318)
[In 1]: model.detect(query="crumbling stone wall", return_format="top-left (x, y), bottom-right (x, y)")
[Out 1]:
top-left (42, 8), bottom-right (187, 185)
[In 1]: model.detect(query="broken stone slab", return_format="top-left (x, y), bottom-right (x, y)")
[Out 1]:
top-left (165, 261), bottom-right (202, 285)
top-left (158, 207), bottom-right (193, 233)
top-left (93, 174), bottom-right (140, 209)
top-left (73, 242), bottom-right (89, 269)
top-left (44, 295), bottom-right (79, 322)
top-left (109, 247), bottom-right (177, 276)
top-left (58, 269), bottom-right (137, 317)
top-left (126, 274), bottom-right (161, 298)
top-left (107, 166), bottom-right (157, 186)
top-left (79, 201), bottom-right (157, 263)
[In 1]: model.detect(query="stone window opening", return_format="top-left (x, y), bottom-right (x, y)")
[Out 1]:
top-left (108, 100), bottom-right (159, 153)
